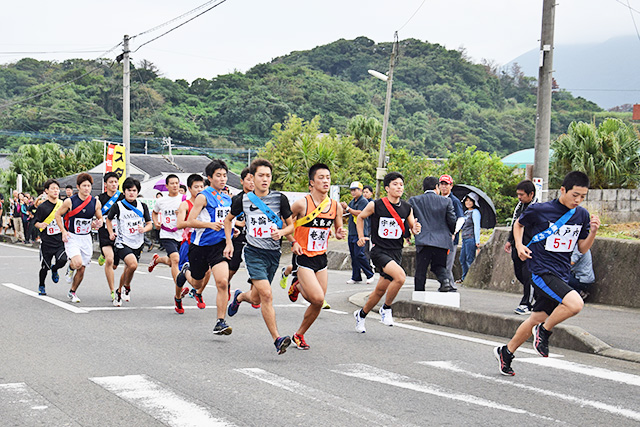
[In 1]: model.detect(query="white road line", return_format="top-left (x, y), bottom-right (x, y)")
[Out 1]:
top-left (332, 363), bottom-right (558, 422)
top-left (0, 382), bottom-right (73, 424)
top-left (157, 275), bottom-right (174, 280)
top-left (421, 361), bottom-right (640, 422)
top-left (90, 374), bottom-right (233, 427)
top-left (235, 368), bottom-right (404, 426)
top-left (518, 357), bottom-right (640, 387)
top-left (0, 242), bottom-right (39, 252)
top-left (2, 283), bottom-right (88, 314)
top-left (83, 304), bottom-right (309, 311)
top-left (0, 255), bottom-right (34, 258)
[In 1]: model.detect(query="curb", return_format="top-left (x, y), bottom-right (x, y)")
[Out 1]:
top-left (349, 291), bottom-right (640, 364)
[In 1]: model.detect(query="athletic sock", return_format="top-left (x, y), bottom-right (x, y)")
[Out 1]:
top-left (39, 268), bottom-right (47, 287)
top-left (382, 304), bottom-right (391, 310)
top-left (359, 309), bottom-right (367, 318)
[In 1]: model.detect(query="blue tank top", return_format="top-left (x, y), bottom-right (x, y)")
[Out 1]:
top-left (68, 195), bottom-right (97, 235)
top-left (190, 187), bottom-right (231, 246)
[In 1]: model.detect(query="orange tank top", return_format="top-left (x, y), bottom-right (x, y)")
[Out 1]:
top-left (294, 195), bottom-right (337, 257)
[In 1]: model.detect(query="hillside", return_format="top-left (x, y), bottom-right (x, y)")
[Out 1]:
top-left (0, 37), bottom-right (611, 157)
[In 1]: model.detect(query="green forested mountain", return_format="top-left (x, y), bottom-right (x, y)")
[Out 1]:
top-left (0, 37), bottom-right (613, 157)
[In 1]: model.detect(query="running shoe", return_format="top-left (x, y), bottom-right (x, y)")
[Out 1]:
top-left (366, 276), bottom-right (375, 284)
top-left (113, 290), bottom-right (122, 307)
top-left (212, 319), bottom-right (232, 335)
top-left (123, 286), bottom-right (131, 302)
top-left (274, 336), bottom-right (291, 355)
top-left (288, 281), bottom-right (299, 302)
top-left (493, 345), bottom-right (515, 376)
top-left (98, 254), bottom-right (105, 266)
top-left (110, 290), bottom-right (115, 301)
top-left (379, 306), bottom-right (394, 326)
top-left (532, 324), bottom-right (551, 357)
top-left (346, 279), bottom-right (361, 284)
top-left (181, 286), bottom-right (190, 298)
top-left (148, 253), bottom-right (159, 272)
top-left (251, 303), bottom-right (261, 309)
top-left (194, 293), bottom-right (206, 309)
top-left (354, 310), bottom-right (366, 333)
top-left (38, 285), bottom-right (46, 296)
top-left (174, 297), bottom-right (184, 314)
top-left (228, 289), bottom-right (242, 317)
top-left (68, 291), bottom-right (81, 303)
top-left (279, 267), bottom-right (288, 289)
top-left (188, 288), bottom-right (197, 299)
top-left (292, 333), bottom-right (310, 350)
top-left (176, 262), bottom-right (190, 288)
top-left (65, 266), bottom-right (74, 284)
top-left (51, 270), bottom-right (59, 283)
top-left (321, 300), bottom-right (331, 310)
top-left (513, 305), bottom-right (531, 315)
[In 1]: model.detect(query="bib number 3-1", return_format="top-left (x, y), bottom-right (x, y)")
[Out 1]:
top-left (378, 217), bottom-right (401, 239)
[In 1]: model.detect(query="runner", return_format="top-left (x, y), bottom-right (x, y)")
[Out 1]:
top-left (173, 174), bottom-right (207, 314)
top-left (97, 172), bottom-right (124, 301)
top-left (225, 159), bottom-right (295, 354)
top-left (494, 171), bottom-right (600, 376)
top-left (353, 172), bottom-right (421, 333)
top-left (54, 173), bottom-right (103, 303)
top-left (185, 159), bottom-right (234, 335)
top-left (149, 174), bottom-right (184, 285)
top-left (286, 163), bottom-right (345, 350)
top-left (33, 179), bottom-right (67, 296)
top-left (106, 178), bottom-right (152, 307)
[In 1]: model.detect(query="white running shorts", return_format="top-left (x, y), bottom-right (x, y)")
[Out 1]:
top-left (65, 233), bottom-right (93, 267)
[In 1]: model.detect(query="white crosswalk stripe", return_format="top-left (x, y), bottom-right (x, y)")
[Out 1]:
top-left (90, 374), bottom-right (233, 427)
top-left (0, 382), bottom-right (76, 426)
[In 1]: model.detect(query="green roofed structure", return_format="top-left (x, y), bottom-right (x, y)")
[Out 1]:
top-left (501, 148), bottom-right (555, 168)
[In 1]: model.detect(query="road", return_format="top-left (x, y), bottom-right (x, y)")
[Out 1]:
top-left (1, 242), bottom-right (639, 426)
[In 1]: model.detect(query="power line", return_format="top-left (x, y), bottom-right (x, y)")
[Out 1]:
top-left (0, 49), bottom-right (110, 55)
top-left (133, 0), bottom-right (228, 53)
top-left (614, 0), bottom-right (640, 14)
top-left (626, 0), bottom-right (640, 42)
top-left (131, 0), bottom-right (222, 39)
top-left (397, 0), bottom-right (427, 32)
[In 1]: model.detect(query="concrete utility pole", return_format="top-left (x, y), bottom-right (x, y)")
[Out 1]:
top-left (123, 35), bottom-right (131, 178)
top-left (533, 0), bottom-right (556, 201)
top-left (374, 32), bottom-right (398, 199)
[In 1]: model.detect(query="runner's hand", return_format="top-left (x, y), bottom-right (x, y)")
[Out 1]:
top-left (413, 219), bottom-right (421, 235)
top-left (357, 237), bottom-right (366, 247)
top-left (137, 225), bottom-right (145, 234)
top-left (109, 232), bottom-right (116, 241)
top-left (292, 241), bottom-right (303, 255)
top-left (516, 244), bottom-right (532, 261)
top-left (61, 230), bottom-right (69, 243)
top-left (504, 242), bottom-right (512, 253)
top-left (335, 226), bottom-right (346, 240)
top-left (232, 227), bottom-right (240, 238)
top-left (210, 221), bottom-right (223, 231)
top-left (223, 243), bottom-right (234, 259)
top-left (93, 218), bottom-right (103, 229)
top-left (590, 214), bottom-right (601, 232)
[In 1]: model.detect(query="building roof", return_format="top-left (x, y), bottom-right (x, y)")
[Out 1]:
top-left (501, 148), bottom-right (555, 168)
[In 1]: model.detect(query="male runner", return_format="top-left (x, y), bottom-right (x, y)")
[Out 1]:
top-left (97, 172), bottom-right (124, 300)
top-left (225, 159), bottom-right (295, 354)
top-left (55, 173), bottom-right (103, 303)
top-left (185, 160), bottom-right (234, 335)
top-left (149, 174), bottom-right (184, 282)
top-left (107, 178), bottom-right (152, 307)
top-left (353, 172), bottom-right (421, 333)
top-left (33, 179), bottom-right (67, 296)
top-left (494, 171), bottom-right (600, 376)
top-left (285, 163), bottom-right (345, 350)
top-left (228, 168), bottom-right (253, 282)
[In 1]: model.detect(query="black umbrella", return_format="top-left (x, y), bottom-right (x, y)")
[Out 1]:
top-left (452, 184), bottom-right (497, 228)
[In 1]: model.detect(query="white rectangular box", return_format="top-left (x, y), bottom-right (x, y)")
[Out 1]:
top-left (412, 291), bottom-right (460, 308)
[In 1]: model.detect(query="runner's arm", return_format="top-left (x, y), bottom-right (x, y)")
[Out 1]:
top-left (334, 203), bottom-right (346, 240)
top-left (152, 210), bottom-right (161, 228)
top-left (513, 219), bottom-right (532, 260)
top-left (93, 199), bottom-right (103, 228)
top-left (176, 201), bottom-right (188, 229)
top-left (577, 214), bottom-right (600, 254)
top-left (184, 194), bottom-right (215, 229)
top-left (54, 198), bottom-right (72, 235)
top-left (407, 210), bottom-right (422, 235)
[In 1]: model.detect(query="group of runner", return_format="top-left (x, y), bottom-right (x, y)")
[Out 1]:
top-left (31, 161), bottom-right (599, 365)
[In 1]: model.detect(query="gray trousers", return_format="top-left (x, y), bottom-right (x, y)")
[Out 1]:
top-left (446, 245), bottom-right (457, 283)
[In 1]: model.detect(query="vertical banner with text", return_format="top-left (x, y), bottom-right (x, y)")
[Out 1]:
top-left (105, 144), bottom-right (126, 190)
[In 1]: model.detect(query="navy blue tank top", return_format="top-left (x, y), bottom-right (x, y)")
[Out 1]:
top-left (68, 195), bottom-right (96, 235)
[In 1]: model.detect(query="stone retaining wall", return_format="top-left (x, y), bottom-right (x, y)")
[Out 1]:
top-left (548, 188), bottom-right (640, 223)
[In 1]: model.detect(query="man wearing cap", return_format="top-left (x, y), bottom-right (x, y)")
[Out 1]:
top-left (341, 182), bottom-right (374, 284)
top-left (438, 174), bottom-right (466, 288)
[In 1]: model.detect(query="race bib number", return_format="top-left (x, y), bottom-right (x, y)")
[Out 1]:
top-left (248, 214), bottom-right (276, 239)
top-left (378, 217), bottom-right (402, 239)
top-left (163, 211), bottom-right (178, 229)
top-left (75, 218), bottom-right (92, 234)
top-left (215, 206), bottom-right (231, 223)
top-left (123, 217), bottom-right (142, 236)
top-left (47, 219), bottom-right (61, 236)
top-left (545, 224), bottom-right (581, 253)
top-left (307, 227), bottom-right (329, 251)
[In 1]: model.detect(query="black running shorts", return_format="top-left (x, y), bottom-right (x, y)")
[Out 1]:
top-left (530, 272), bottom-right (575, 315)
top-left (188, 240), bottom-right (228, 280)
top-left (370, 245), bottom-right (403, 281)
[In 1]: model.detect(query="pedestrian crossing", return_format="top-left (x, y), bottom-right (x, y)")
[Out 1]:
top-left (3, 359), bottom-right (639, 426)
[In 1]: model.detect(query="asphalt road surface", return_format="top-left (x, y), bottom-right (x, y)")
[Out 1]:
top-left (1, 242), bottom-right (639, 426)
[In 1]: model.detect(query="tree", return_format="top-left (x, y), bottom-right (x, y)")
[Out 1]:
top-left (346, 115), bottom-right (382, 151)
top-left (550, 118), bottom-right (640, 188)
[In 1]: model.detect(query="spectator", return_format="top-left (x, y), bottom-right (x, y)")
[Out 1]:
top-left (505, 179), bottom-right (538, 315)
top-left (362, 185), bottom-right (374, 268)
top-left (63, 185), bottom-right (74, 200)
top-left (409, 176), bottom-right (457, 292)
top-left (341, 181), bottom-right (374, 284)
top-left (570, 246), bottom-right (595, 301)
top-left (12, 191), bottom-right (24, 241)
top-left (438, 174), bottom-right (465, 288)
top-left (459, 192), bottom-right (481, 282)
top-left (20, 193), bottom-right (31, 244)
top-left (156, 192), bottom-right (163, 199)
top-left (362, 185), bottom-right (374, 201)
top-left (179, 184), bottom-right (187, 195)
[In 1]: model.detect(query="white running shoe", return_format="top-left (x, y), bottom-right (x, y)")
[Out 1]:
top-left (65, 266), bottom-right (74, 284)
top-left (379, 306), bottom-right (394, 326)
top-left (68, 291), bottom-right (81, 303)
top-left (346, 279), bottom-right (361, 284)
top-left (113, 291), bottom-right (122, 307)
top-left (513, 305), bottom-right (531, 315)
top-left (123, 287), bottom-right (131, 302)
top-left (354, 310), bottom-right (366, 333)
top-left (366, 276), bottom-right (375, 284)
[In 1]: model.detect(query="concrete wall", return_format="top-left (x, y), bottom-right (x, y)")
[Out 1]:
top-left (548, 188), bottom-right (640, 223)
top-left (465, 227), bottom-right (640, 309)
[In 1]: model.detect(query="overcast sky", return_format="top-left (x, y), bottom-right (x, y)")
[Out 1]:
top-left (1, 0), bottom-right (638, 82)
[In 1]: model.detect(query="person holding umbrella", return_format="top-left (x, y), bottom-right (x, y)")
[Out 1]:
top-left (459, 192), bottom-right (481, 282)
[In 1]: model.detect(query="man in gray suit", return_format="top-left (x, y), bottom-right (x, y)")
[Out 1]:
top-left (409, 176), bottom-right (457, 292)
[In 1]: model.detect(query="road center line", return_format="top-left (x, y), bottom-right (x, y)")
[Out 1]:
top-left (2, 283), bottom-right (88, 314)
top-left (420, 361), bottom-right (640, 422)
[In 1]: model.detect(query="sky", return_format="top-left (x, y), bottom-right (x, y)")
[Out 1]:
top-left (1, 0), bottom-right (639, 83)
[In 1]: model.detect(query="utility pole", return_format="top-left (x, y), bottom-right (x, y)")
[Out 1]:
top-left (123, 35), bottom-right (131, 178)
top-left (533, 0), bottom-right (556, 201)
top-left (374, 32), bottom-right (398, 199)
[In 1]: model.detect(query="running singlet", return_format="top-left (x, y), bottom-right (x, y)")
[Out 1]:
top-left (67, 195), bottom-right (97, 235)
top-left (294, 195), bottom-right (337, 257)
top-left (181, 199), bottom-right (194, 244)
top-left (98, 191), bottom-right (124, 237)
top-left (154, 194), bottom-right (183, 241)
top-left (108, 199), bottom-right (151, 249)
top-left (190, 187), bottom-right (231, 246)
top-left (34, 200), bottom-right (63, 251)
top-left (370, 198), bottom-right (412, 250)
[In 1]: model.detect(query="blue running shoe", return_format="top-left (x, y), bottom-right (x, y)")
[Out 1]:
top-left (212, 319), bottom-right (232, 335)
top-left (176, 262), bottom-right (190, 289)
top-left (38, 285), bottom-right (46, 296)
top-left (274, 336), bottom-right (291, 355)
top-left (51, 270), bottom-right (59, 283)
top-left (188, 288), bottom-right (197, 299)
top-left (228, 289), bottom-right (242, 317)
